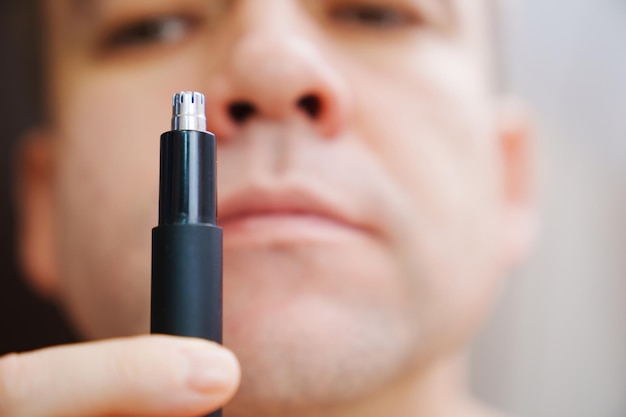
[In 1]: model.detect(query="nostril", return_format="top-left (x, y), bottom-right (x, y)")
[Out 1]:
top-left (297, 95), bottom-right (322, 119)
top-left (228, 102), bottom-right (256, 124)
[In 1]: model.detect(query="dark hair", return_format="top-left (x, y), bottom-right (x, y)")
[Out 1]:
top-left (2, 0), bottom-right (45, 128)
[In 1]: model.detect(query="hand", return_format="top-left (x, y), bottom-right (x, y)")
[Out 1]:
top-left (0, 335), bottom-right (240, 417)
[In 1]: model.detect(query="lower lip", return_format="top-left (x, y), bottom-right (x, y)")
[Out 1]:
top-left (219, 213), bottom-right (361, 245)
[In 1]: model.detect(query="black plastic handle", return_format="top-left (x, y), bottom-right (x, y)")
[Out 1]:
top-left (151, 127), bottom-right (223, 417)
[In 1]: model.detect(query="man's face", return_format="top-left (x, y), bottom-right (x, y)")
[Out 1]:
top-left (20, 0), bottom-right (531, 413)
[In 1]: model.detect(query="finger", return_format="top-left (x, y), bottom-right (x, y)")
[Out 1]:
top-left (0, 335), bottom-right (240, 417)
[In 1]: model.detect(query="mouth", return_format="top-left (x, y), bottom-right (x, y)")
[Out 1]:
top-left (218, 186), bottom-right (365, 244)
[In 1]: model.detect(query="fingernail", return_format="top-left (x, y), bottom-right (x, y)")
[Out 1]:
top-left (185, 347), bottom-right (239, 392)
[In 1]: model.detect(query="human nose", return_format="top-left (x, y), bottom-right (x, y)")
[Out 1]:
top-left (204, 31), bottom-right (351, 140)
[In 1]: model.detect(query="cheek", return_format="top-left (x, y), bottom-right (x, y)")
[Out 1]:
top-left (347, 51), bottom-right (504, 342)
top-left (48, 53), bottom-right (228, 337)
top-left (222, 238), bottom-right (420, 397)
top-left (49, 75), bottom-right (170, 337)
top-left (50, 45), bottom-right (220, 244)
top-left (45, 50), bottom-right (227, 337)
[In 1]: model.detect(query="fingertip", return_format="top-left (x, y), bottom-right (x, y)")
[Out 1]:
top-left (0, 336), bottom-right (242, 417)
top-left (145, 335), bottom-right (242, 408)
top-left (184, 345), bottom-right (240, 395)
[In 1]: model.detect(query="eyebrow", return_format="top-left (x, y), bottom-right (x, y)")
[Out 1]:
top-left (441, 0), bottom-right (454, 19)
top-left (68, 0), bottom-right (460, 31)
top-left (70, 0), bottom-right (96, 12)
top-left (414, 0), bottom-right (457, 32)
top-left (436, 0), bottom-right (458, 29)
top-left (68, 0), bottom-right (101, 20)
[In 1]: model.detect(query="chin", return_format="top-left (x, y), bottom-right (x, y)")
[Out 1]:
top-left (226, 302), bottom-right (415, 416)
top-left (221, 242), bottom-right (417, 415)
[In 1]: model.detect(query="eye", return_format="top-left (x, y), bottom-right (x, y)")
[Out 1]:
top-left (100, 15), bottom-right (198, 51)
top-left (330, 3), bottom-right (420, 29)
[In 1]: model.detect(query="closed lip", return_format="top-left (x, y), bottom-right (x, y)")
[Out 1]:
top-left (217, 185), bottom-right (363, 233)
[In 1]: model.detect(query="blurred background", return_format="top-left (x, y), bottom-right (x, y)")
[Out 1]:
top-left (470, 1), bottom-right (626, 416)
top-left (0, 0), bottom-right (78, 353)
top-left (0, 1), bottom-right (624, 417)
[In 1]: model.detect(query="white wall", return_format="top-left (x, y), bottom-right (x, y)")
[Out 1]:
top-left (470, 1), bottom-right (626, 416)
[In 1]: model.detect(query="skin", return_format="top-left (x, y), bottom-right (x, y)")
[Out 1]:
top-left (3, 0), bottom-right (535, 416)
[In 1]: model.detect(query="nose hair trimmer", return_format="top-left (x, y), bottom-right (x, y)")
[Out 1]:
top-left (151, 91), bottom-right (223, 417)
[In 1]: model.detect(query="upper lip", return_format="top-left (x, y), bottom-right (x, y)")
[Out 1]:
top-left (217, 184), bottom-right (360, 230)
